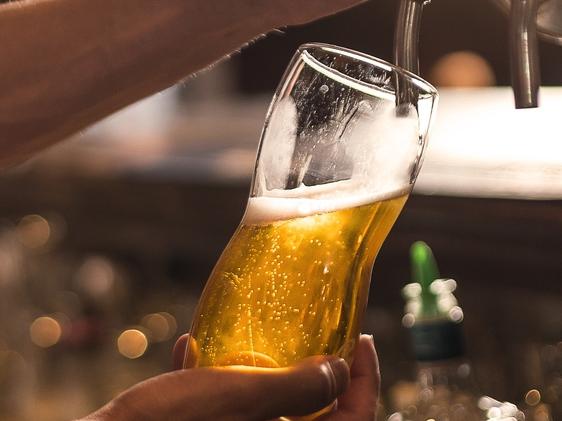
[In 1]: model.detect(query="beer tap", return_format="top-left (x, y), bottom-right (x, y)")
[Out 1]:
top-left (394, 0), bottom-right (562, 109)
top-left (508, 0), bottom-right (541, 108)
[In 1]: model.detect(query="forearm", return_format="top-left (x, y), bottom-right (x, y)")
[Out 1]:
top-left (0, 0), bottom-right (277, 167)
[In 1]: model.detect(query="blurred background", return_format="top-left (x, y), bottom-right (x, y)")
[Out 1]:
top-left (0, 0), bottom-right (561, 420)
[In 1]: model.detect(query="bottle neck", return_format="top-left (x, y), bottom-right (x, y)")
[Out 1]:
top-left (409, 318), bottom-right (465, 362)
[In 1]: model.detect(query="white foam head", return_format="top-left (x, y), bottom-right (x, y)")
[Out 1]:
top-left (248, 94), bottom-right (421, 225)
top-left (243, 180), bottom-right (409, 224)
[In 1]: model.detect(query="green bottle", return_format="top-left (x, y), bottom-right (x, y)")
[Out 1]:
top-left (403, 241), bottom-right (464, 361)
top-left (390, 242), bottom-right (525, 421)
top-left (411, 240), bottom-right (443, 320)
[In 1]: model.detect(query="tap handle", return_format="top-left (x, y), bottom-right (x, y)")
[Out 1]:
top-left (394, 0), bottom-right (429, 112)
top-left (510, 0), bottom-right (541, 108)
top-left (394, 0), bottom-right (428, 74)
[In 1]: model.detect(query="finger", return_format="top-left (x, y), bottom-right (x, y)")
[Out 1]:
top-left (329, 335), bottom-right (380, 419)
top-left (172, 334), bottom-right (189, 370)
top-left (111, 355), bottom-right (350, 421)
top-left (273, 0), bottom-right (368, 27)
top-left (256, 355), bottom-right (350, 419)
top-left (173, 334), bottom-right (200, 369)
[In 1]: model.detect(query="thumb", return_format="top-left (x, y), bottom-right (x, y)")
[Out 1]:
top-left (102, 355), bottom-right (350, 421)
top-left (251, 355), bottom-right (350, 419)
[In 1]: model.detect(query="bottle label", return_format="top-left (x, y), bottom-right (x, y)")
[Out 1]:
top-left (410, 320), bottom-right (465, 361)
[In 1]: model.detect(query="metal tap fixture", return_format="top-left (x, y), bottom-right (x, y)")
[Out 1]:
top-left (509, 0), bottom-right (541, 108)
top-left (394, 0), bottom-right (562, 109)
top-left (393, 0), bottom-right (429, 111)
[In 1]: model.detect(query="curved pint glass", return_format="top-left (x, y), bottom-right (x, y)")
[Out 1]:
top-left (185, 44), bottom-right (437, 375)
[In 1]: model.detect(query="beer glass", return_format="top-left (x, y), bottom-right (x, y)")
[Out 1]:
top-left (185, 44), bottom-right (437, 372)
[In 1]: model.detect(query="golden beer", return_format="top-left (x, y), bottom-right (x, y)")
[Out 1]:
top-left (181, 42), bottom-right (438, 420)
top-left (186, 190), bottom-right (408, 368)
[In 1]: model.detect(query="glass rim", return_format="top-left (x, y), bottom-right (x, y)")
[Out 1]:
top-left (298, 43), bottom-right (438, 100)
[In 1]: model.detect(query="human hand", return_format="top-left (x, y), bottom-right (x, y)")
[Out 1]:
top-left (0, 0), bottom-right (369, 167)
top-left (80, 334), bottom-right (380, 421)
top-left (268, 0), bottom-right (368, 27)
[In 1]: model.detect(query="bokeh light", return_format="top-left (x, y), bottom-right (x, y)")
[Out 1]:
top-left (30, 316), bottom-right (62, 348)
top-left (525, 389), bottom-right (542, 406)
top-left (449, 306), bottom-right (464, 323)
top-left (402, 313), bottom-right (416, 328)
top-left (429, 51), bottom-right (496, 87)
top-left (487, 406), bottom-right (502, 419)
top-left (141, 312), bottom-right (177, 342)
top-left (532, 403), bottom-right (553, 421)
top-left (479, 396), bottom-right (501, 411)
top-left (117, 329), bottom-right (148, 359)
top-left (16, 215), bottom-right (51, 249)
top-left (0, 245), bottom-right (21, 286)
top-left (403, 283), bottom-right (421, 299)
top-left (75, 257), bottom-right (115, 298)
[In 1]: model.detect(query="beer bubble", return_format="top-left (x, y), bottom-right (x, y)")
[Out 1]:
top-left (190, 190), bottom-right (408, 367)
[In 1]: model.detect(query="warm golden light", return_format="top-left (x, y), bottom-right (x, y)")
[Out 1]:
top-left (189, 194), bottom-right (407, 368)
top-left (216, 350), bottom-right (280, 368)
top-left (30, 316), bottom-right (62, 348)
top-left (429, 51), bottom-right (496, 87)
top-left (532, 403), bottom-right (553, 421)
top-left (525, 389), bottom-right (541, 406)
top-left (16, 215), bottom-right (51, 249)
top-left (117, 329), bottom-right (148, 359)
top-left (141, 312), bottom-right (177, 342)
